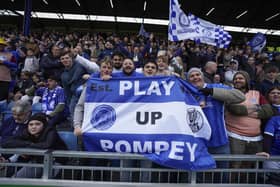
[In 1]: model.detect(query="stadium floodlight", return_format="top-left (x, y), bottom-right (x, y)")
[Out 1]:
top-left (42, 0), bottom-right (48, 5)
top-left (57, 13), bottom-right (64, 19)
top-left (12, 10), bottom-right (280, 36)
top-left (117, 16), bottom-right (142, 23)
top-left (206, 8), bottom-right (215, 16)
top-left (144, 1), bottom-right (147, 11)
top-left (86, 15), bottom-right (90, 20)
top-left (241, 27), bottom-right (247, 32)
top-left (110, 0), bottom-right (114, 8)
top-left (0, 9), bottom-right (18, 16)
top-left (31, 11), bottom-right (39, 18)
top-left (265, 13), bottom-right (280, 21)
top-left (265, 29), bottom-right (271, 34)
top-left (273, 30), bottom-right (280, 35)
top-left (75, 0), bottom-right (81, 7)
top-left (236, 10), bottom-right (248, 19)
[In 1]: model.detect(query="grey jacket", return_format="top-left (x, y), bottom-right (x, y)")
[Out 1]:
top-left (73, 86), bottom-right (86, 128)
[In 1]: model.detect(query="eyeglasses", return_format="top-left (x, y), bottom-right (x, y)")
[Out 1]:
top-left (145, 65), bottom-right (156, 69)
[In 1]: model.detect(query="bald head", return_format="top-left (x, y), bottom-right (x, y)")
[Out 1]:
top-left (204, 61), bottom-right (217, 74)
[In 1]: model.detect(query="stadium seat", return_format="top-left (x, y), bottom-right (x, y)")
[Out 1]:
top-left (32, 103), bottom-right (43, 114)
top-left (58, 131), bottom-right (78, 151)
top-left (2, 111), bottom-right (12, 121)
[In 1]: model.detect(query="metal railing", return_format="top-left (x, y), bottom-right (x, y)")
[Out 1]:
top-left (0, 148), bottom-right (279, 186)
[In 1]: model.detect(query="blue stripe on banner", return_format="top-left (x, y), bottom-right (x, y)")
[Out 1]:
top-left (83, 133), bottom-right (216, 170)
top-left (85, 76), bottom-right (198, 104)
top-left (83, 75), bottom-right (215, 170)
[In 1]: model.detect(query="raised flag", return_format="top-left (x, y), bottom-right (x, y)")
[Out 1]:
top-left (168, 0), bottom-right (231, 48)
top-left (248, 32), bottom-right (266, 52)
top-left (138, 24), bottom-right (150, 38)
top-left (82, 76), bottom-right (216, 170)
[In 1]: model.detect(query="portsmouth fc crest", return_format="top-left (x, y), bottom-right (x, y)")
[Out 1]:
top-left (186, 108), bottom-right (204, 133)
top-left (179, 12), bottom-right (190, 27)
top-left (90, 104), bottom-right (116, 130)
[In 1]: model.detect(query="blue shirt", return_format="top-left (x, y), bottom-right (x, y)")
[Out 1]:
top-left (264, 116), bottom-right (280, 155)
top-left (36, 86), bottom-right (66, 115)
top-left (186, 83), bottom-right (231, 147)
top-left (203, 84), bottom-right (231, 147)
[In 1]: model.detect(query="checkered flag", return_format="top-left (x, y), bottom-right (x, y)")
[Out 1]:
top-left (169, 0), bottom-right (232, 48)
top-left (188, 13), bottom-right (200, 25)
top-left (215, 27), bottom-right (232, 48)
top-left (168, 1), bottom-right (201, 41)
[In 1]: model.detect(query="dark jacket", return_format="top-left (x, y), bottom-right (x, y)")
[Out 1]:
top-left (61, 61), bottom-right (87, 105)
top-left (2, 126), bottom-right (68, 163)
top-left (259, 79), bottom-right (280, 96)
top-left (0, 117), bottom-right (28, 145)
top-left (203, 71), bottom-right (214, 83)
top-left (2, 126), bottom-right (67, 150)
top-left (39, 53), bottom-right (64, 79)
top-left (98, 48), bottom-right (113, 61)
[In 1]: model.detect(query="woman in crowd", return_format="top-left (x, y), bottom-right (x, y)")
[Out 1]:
top-left (1, 113), bottom-right (67, 178)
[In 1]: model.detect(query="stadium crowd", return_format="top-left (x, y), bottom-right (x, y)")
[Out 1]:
top-left (0, 30), bottom-right (279, 182)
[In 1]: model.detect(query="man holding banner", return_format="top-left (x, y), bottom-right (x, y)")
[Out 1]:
top-left (185, 67), bottom-right (245, 182)
top-left (81, 75), bottom-right (217, 172)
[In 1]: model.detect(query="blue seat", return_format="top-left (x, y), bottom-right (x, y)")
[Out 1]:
top-left (58, 131), bottom-right (78, 151)
top-left (0, 111), bottom-right (12, 128)
top-left (32, 103), bottom-right (43, 114)
top-left (0, 100), bottom-right (12, 127)
top-left (2, 111), bottom-right (12, 121)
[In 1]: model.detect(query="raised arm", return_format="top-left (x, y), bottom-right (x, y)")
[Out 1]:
top-left (212, 88), bottom-right (245, 104)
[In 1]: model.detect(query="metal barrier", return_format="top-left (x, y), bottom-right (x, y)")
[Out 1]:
top-left (0, 148), bottom-right (279, 186)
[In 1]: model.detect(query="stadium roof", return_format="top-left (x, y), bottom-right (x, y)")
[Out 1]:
top-left (1, 0), bottom-right (280, 34)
